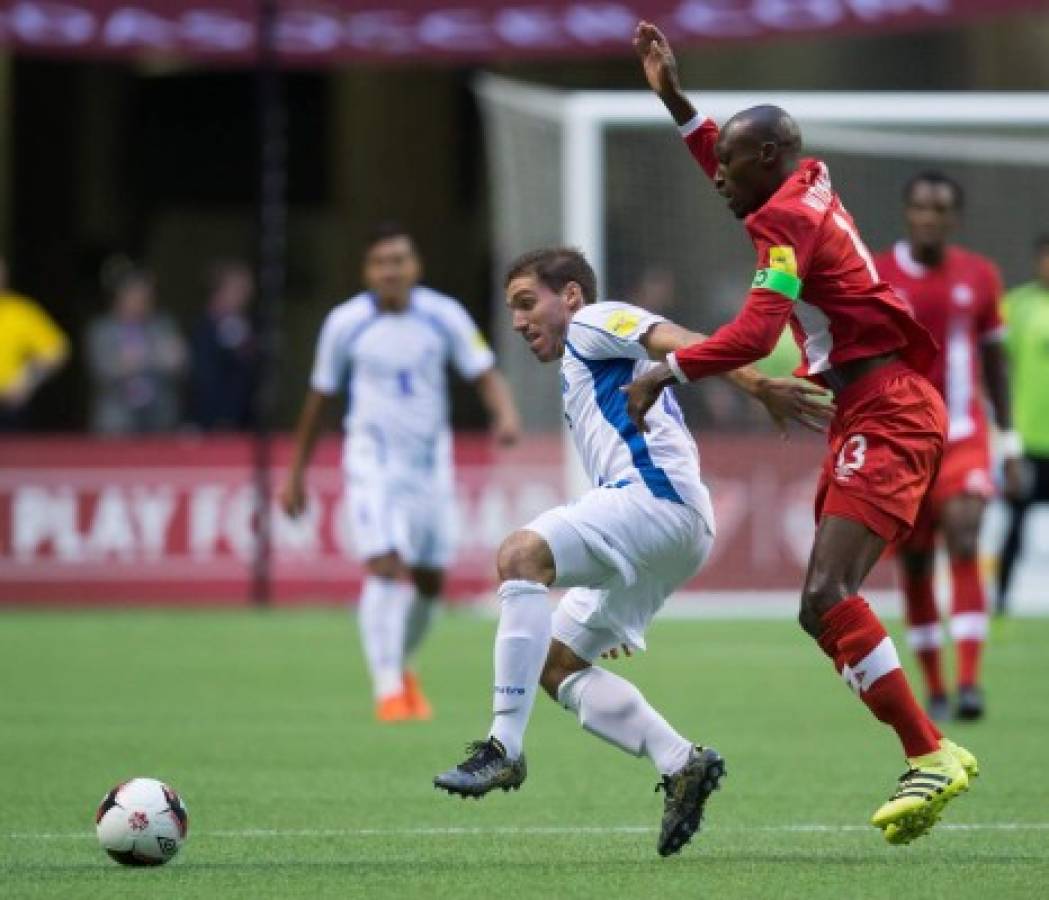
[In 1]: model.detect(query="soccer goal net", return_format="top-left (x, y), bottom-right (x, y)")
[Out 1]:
top-left (476, 76), bottom-right (1049, 611)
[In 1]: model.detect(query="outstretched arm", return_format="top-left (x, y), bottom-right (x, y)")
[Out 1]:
top-left (634, 20), bottom-right (719, 180)
top-left (630, 320), bottom-right (832, 435)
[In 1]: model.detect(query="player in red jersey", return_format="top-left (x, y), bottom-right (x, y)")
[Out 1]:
top-left (625, 22), bottom-right (978, 845)
top-left (875, 173), bottom-right (1022, 723)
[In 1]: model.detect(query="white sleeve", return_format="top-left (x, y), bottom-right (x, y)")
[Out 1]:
top-left (442, 300), bottom-right (496, 379)
top-left (567, 302), bottom-right (665, 361)
top-left (309, 309), bottom-right (349, 395)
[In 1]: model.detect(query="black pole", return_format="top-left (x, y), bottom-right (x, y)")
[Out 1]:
top-left (252, 0), bottom-right (286, 607)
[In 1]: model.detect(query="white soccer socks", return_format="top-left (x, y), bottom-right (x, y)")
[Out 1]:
top-left (358, 576), bottom-right (414, 700)
top-left (488, 580), bottom-right (552, 760)
top-left (557, 666), bottom-right (693, 776)
top-left (403, 592), bottom-right (437, 660)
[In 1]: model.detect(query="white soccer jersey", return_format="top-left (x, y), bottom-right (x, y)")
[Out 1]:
top-left (562, 302), bottom-right (714, 527)
top-left (310, 285), bottom-right (495, 475)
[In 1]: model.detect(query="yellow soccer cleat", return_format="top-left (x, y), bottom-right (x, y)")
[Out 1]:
top-left (872, 746), bottom-right (969, 845)
top-left (940, 738), bottom-right (979, 780)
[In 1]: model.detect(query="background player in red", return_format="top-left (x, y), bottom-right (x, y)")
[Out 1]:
top-left (875, 174), bottom-right (1022, 723)
top-left (625, 21), bottom-right (978, 846)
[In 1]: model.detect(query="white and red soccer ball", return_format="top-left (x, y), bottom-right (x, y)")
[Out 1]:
top-left (95, 778), bottom-right (188, 866)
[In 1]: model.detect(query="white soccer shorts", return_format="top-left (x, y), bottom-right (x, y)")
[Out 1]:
top-left (524, 482), bottom-right (714, 661)
top-left (345, 469), bottom-right (455, 569)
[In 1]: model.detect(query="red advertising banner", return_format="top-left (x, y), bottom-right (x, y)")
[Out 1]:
top-left (0, 433), bottom-right (892, 605)
top-left (0, 1), bottom-right (1044, 65)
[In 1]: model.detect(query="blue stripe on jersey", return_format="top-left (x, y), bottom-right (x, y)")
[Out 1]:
top-left (565, 340), bottom-right (684, 505)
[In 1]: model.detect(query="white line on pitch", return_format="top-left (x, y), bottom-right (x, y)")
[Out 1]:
top-left (7, 823), bottom-right (1049, 840)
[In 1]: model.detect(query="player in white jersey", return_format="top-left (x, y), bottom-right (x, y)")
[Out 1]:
top-left (434, 248), bottom-right (830, 856)
top-left (281, 224), bottom-right (521, 722)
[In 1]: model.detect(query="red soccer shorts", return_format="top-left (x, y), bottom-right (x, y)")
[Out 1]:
top-left (815, 361), bottom-right (948, 543)
top-left (903, 433), bottom-right (994, 552)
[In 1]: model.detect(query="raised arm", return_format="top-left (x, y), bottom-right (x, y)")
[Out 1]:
top-left (634, 20), bottom-right (719, 180)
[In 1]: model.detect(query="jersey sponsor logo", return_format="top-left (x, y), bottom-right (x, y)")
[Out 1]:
top-left (768, 245), bottom-right (798, 276)
top-left (603, 309), bottom-right (640, 338)
top-left (834, 434), bottom-right (867, 481)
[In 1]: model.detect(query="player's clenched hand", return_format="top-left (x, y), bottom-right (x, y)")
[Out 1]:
top-left (756, 378), bottom-right (834, 437)
top-left (279, 474), bottom-right (308, 519)
top-left (492, 413), bottom-right (522, 447)
top-left (634, 21), bottom-right (680, 97)
top-left (621, 365), bottom-right (673, 434)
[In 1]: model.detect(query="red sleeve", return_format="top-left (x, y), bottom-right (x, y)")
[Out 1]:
top-left (976, 259), bottom-right (1005, 341)
top-left (669, 290), bottom-right (794, 381)
top-left (747, 201), bottom-right (819, 280)
top-left (680, 115), bottom-right (720, 181)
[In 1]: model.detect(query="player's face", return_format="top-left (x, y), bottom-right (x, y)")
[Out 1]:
top-left (713, 126), bottom-right (768, 219)
top-left (905, 182), bottom-right (958, 252)
top-left (363, 236), bottom-right (421, 308)
top-left (505, 274), bottom-right (580, 362)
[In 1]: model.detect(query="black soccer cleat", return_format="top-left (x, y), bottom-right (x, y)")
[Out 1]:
top-left (955, 685), bottom-right (985, 721)
top-left (433, 737), bottom-right (527, 798)
top-left (655, 746), bottom-right (726, 858)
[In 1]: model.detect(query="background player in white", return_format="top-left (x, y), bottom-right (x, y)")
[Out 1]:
top-left (281, 223), bottom-right (521, 722)
top-left (434, 247), bottom-right (830, 857)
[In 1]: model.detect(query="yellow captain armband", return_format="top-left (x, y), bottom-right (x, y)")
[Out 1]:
top-left (752, 268), bottom-right (802, 300)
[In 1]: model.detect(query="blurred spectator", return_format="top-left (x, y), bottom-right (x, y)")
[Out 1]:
top-left (997, 235), bottom-right (1049, 613)
top-left (189, 260), bottom-right (257, 431)
top-left (0, 256), bottom-right (69, 431)
top-left (86, 264), bottom-right (186, 435)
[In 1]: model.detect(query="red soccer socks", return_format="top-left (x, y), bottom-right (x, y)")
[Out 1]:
top-left (819, 596), bottom-right (941, 757)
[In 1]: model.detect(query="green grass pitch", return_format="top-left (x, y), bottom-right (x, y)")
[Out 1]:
top-left (1, 609), bottom-right (1047, 898)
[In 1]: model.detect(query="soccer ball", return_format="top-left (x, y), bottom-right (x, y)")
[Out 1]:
top-left (95, 778), bottom-right (188, 866)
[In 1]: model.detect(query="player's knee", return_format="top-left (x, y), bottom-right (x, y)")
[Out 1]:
top-left (898, 550), bottom-right (933, 581)
top-left (799, 579), bottom-right (848, 636)
top-left (365, 552), bottom-right (402, 580)
top-left (412, 568), bottom-right (444, 598)
top-left (496, 530), bottom-right (555, 585)
top-left (945, 528), bottom-right (979, 562)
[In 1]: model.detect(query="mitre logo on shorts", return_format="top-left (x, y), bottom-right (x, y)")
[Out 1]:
top-left (603, 310), bottom-right (640, 338)
top-left (834, 435), bottom-right (867, 482)
top-left (494, 685), bottom-right (526, 696)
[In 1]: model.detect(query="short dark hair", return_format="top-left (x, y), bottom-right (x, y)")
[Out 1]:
top-left (504, 247), bottom-right (598, 305)
top-left (904, 171), bottom-right (965, 211)
top-left (364, 221), bottom-right (415, 253)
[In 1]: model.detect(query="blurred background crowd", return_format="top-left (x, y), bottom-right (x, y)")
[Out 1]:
top-left (1, 252), bottom-right (257, 434)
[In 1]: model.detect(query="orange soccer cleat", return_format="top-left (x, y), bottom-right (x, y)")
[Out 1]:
top-left (375, 692), bottom-right (415, 723)
top-left (403, 670), bottom-right (434, 720)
